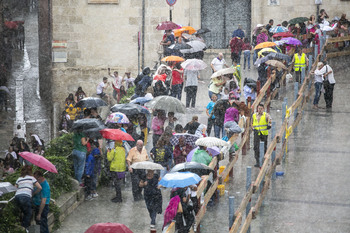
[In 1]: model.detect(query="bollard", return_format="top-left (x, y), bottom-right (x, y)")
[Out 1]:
top-left (294, 82), bottom-right (298, 133)
top-left (229, 196), bottom-right (235, 229)
top-left (308, 55), bottom-right (312, 73)
top-left (246, 166), bottom-right (252, 233)
top-left (259, 141), bottom-right (264, 167)
top-left (301, 67), bottom-right (305, 84)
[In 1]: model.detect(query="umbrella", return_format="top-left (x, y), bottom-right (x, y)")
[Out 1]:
top-left (168, 43), bottom-right (192, 50)
top-left (129, 96), bottom-right (152, 105)
top-left (195, 137), bottom-right (229, 147)
top-left (84, 125), bottom-right (106, 138)
top-left (105, 112), bottom-right (130, 124)
top-left (269, 26), bottom-right (288, 34)
top-left (272, 32), bottom-right (294, 38)
top-left (170, 162), bottom-right (213, 176)
top-left (254, 42), bottom-right (277, 50)
top-left (0, 182), bottom-right (17, 194)
top-left (265, 60), bottom-right (287, 70)
top-left (100, 129), bottom-right (134, 141)
top-left (254, 56), bottom-right (271, 66)
top-left (156, 21), bottom-right (181, 30)
top-left (174, 26), bottom-right (196, 37)
top-left (110, 103), bottom-right (150, 115)
top-left (180, 41), bottom-right (206, 54)
top-left (130, 161), bottom-right (164, 170)
top-left (170, 133), bottom-right (199, 148)
top-left (19, 152), bottom-right (58, 173)
top-left (72, 118), bottom-right (105, 131)
top-left (75, 97), bottom-right (107, 108)
top-left (0, 86), bottom-right (10, 94)
top-left (258, 48), bottom-right (277, 58)
top-left (161, 56), bottom-right (185, 62)
top-left (266, 52), bottom-right (291, 62)
top-left (186, 146), bottom-right (220, 161)
top-left (194, 28), bottom-right (211, 35)
top-left (159, 171), bottom-right (201, 188)
top-left (288, 17), bottom-right (308, 25)
top-left (210, 67), bottom-right (236, 79)
top-left (85, 223), bottom-right (133, 233)
top-left (280, 37), bottom-right (302, 46)
top-left (181, 59), bottom-right (207, 70)
top-left (145, 96), bottom-right (186, 113)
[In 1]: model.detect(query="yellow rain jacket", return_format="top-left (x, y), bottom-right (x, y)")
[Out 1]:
top-left (107, 141), bottom-right (126, 172)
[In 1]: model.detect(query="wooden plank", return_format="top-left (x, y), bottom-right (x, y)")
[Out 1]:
top-left (229, 213), bottom-right (242, 233)
top-left (208, 156), bottom-right (217, 170)
top-left (195, 205), bottom-right (206, 225)
top-left (326, 50), bottom-right (350, 59)
top-left (203, 179), bottom-right (219, 207)
top-left (165, 222), bottom-right (176, 233)
top-left (234, 186), bottom-right (253, 218)
top-left (276, 119), bottom-right (288, 143)
top-left (253, 178), bottom-right (271, 218)
top-left (251, 78), bottom-right (272, 110)
top-left (239, 209), bottom-right (253, 233)
top-left (327, 35), bottom-right (350, 43)
top-left (196, 175), bottom-right (209, 199)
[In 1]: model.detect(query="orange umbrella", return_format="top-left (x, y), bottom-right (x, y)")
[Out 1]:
top-left (254, 42), bottom-right (277, 50)
top-left (174, 26), bottom-right (196, 37)
top-left (161, 56), bottom-right (185, 62)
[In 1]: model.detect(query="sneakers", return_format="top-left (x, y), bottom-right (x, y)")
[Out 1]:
top-left (150, 224), bottom-right (156, 229)
top-left (85, 194), bottom-right (93, 201)
top-left (92, 193), bottom-right (99, 198)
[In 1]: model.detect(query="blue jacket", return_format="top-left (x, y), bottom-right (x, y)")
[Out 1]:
top-left (85, 148), bottom-right (100, 176)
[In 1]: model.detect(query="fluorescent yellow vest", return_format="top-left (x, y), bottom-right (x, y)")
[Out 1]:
top-left (252, 112), bottom-right (269, 135)
top-left (294, 53), bottom-right (306, 71)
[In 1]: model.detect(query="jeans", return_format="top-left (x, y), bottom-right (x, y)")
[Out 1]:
top-left (214, 124), bottom-right (225, 139)
top-left (243, 50), bottom-right (251, 69)
top-left (149, 209), bottom-right (157, 225)
top-left (253, 130), bottom-right (268, 166)
top-left (208, 91), bottom-right (221, 100)
top-left (111, 172), bottom-right (123, 201)
top-left (253, 50), bottom-right (258, 64)
top-left (35, 204), bottom-right (49, 233)
top-left (323, 82), bottom-right (335, 108)
top-left (171, 84), bottom-right (183, 100)
top-left (15, 195), bottom-right (32, 228)
top-left (72, 149), bottom-right (86, 183)
top-left (185, 86), bottom-right (198, 108)
top-left (313, 82), bottom-right (323, 105)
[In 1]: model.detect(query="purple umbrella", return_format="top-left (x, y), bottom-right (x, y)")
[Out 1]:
top-left (280, 37), bottom-right (302, 46)
top-left (186, 146), bottom-right (221, 162)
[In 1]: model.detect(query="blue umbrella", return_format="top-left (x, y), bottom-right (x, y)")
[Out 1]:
top-left (130, 96), bottom-right (152, 105)
top-left (158, 172), bottom-right (201, 188)
top-left (269, 26), bottom-right (288, 34)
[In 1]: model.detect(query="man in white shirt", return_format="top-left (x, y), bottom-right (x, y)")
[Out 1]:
top-left (210, 53), bottom-right (228, 73)
top-left (314, 61), bottom-right (335, 109)
top-left (108, 70), bottom-right (124, 103)
top-left (96, 77), bottom-right (111, 104)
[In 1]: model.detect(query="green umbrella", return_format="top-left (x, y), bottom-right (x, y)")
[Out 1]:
top-left (288, 17), bottom-right (309, 25)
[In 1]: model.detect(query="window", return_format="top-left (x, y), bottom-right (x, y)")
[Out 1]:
top-left (268, 0), bottom-right (280, 5)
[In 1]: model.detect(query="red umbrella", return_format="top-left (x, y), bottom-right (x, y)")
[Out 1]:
top-left (4, 21), bottom-right (18, 29)
top-left (85, 223), bottom-right (133, 233)
top-left (19, 152), bottom-right (58, 173)
top-left (156, 21), bottom-right (181, 30)
top-left (100, 129), bottom-right (135, 141)
top-left (272, 32), bottom-right (294, 38)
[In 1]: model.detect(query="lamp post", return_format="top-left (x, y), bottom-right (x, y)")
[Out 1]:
top-left (166, 0), bottom-right (177, 21)
top-left (315, 0), bottom-right (322, 18)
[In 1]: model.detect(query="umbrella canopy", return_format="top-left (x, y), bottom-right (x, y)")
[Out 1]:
top-left (195, 137), bottom-right (229, 147)
top-left (84, 125), bottom-right (106, 138)
top-left (130, 161), bottom-right (164, 170)
top-left (85, 223), bottom-right (133, 233)
top-left (254, 42), bottom-right (277, 50)
top-left (145, 96), bottom-right (186, 113)
top-left (180, 41), bottom-right (206, 54)
top-left (168, 43), bottom-right (192, 50)
top-left (170, 133), bottom-right (199, 148)
top-left (258, 48), bottom-right (277, 58)
top-left (266, 52), bottom-right (291, 62)
top-left (72, 118), bottom-right (105, 131)
top-left (170, 162), bottom-right (213, 176)
top-left (280, 37), bottom-right (302, 46)
top-left (272, 32), bottom-right (294, 38)
top-left (105, 112), bottom-right (130, 124)
top-left (269, 26), bottom-right (288, 34)
top-left (75, 97), bottom-right (107, 108)
top-left (19, 152), bottom-right (58, 173)
top-left (254, 56), bottom-right (270, 66)
top-left (129, 96), bottom-right (152, 105)
top-left (265, 60), bottom-right (287, 70)
top-left (159, 171), bottom-right (201, 188)
top-left (174, 26), bottom-right (196, 37)
top-left (0, 182), bottom-right (17, 195)
top-left (187, 146), bottom-right (220, 161)
top-left (161, 56), bottom-right (185, 62)
top-left (100, 129), bottom-right (134, 141)
top-left (288, 17), bottom-right (308, 25)
top-left (156, 21), bottom-right (181, 30)
top-left (110, 103), bottom-right (150, 116)
top-left (194, 28), bottom-right (211, 35)
top-left (210, 67), bottom-right (236, 79)
top-left (181, 59), bottom-right (207, 70)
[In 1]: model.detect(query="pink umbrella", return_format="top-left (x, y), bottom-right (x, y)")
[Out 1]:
top-left (85, 223), bottom-right (133, 233)
top-left (19, 152), bottom-right (58, 173)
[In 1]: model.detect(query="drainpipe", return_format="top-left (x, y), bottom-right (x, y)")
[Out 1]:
top-left (141, 0), bottom-right (145, 69)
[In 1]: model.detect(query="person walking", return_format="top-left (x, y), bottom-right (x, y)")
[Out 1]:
top-left (171, 62), bottom-right (184, 100)
top-left (72, 130), bottom-right (88, 185)
top-left (126, 140), bottom-right (149, 201)
top-left (252, 104), bottom-right (272, 167)
top-left (292, 48), bottom-right (309, 83)
top-left (242, 38), bottom-right (252, 70)
top-left (14, 165), bottom-right (42, 230)
top-left (229, 36), bottom-right (244, 65)
top-left (151, 110), bottom-right (167, 147)
top-left (210, 53), bottom-right (228, 73)
top-left (183, 68), bottom-right (200, 109)
top-left (311, 62), bottom-right (325, 109)
top-left (315, 61), bottom-right (335, 110)
top-left (150, 138), bottom-right (172, 178)
top-left (139, 170), bottom-right (162, 229)
top-left (206, 94), bottom-right (217, 136)
top-left (33, 170), bottom-right (51, 233)
top-left (173, 137), bottom-right (193, 165)
top-left (107, 140), bottom-right (126, 203)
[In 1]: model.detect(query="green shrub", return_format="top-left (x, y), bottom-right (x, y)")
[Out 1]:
top-left (45, 133), bottom-right (74, 157)
top-left (120, 86), bottom-right (135, 103)
top-left (0, 193), bottom-right (24, 233)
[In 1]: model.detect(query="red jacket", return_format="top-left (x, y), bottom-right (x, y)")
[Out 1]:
top-left (230, 37), bottom-right (244, 54)
top-left (173, 144), bottom-right (193, 165)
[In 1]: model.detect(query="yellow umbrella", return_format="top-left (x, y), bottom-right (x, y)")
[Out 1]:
top-left (174, 26), bottom-right (197, 37)
top-left (258, 48), bottom-right (277, 58)
top-left (254, 41), bottom-right (277, 50)
top-left (161, 56), bottom-right (185, 62)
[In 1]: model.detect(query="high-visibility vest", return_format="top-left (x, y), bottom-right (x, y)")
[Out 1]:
top-left (294, 53), bottom-right (306, 71)
top-left (252, 112), bottom-right (269, 135)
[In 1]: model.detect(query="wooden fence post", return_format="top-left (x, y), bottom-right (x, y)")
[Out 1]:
top-left (314, 44), bottom-right (318, 58)
top-left (256, 80), bottom-right (261, 96)
top-left (294, 82), bottom-right (299, 133)
top-left (229, 196), bottom-right (235, 230)
top-left (246, 166), bottom-right (252, 233)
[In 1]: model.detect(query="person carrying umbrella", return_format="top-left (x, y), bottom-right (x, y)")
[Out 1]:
top-left (150, 138), bottom-right (172, 178)
top-left (173, 137), bottom-right (193, 165)
top-left (72, 130), bottom-right (89, 185)
top-left (291, 47), bottom-right (309, 83)
top-left (183, 67), bottom-right (200, 109)
top-left (151, 110), bottom-right (167, 147)
top-left (160, 30), bottom-right (175, 56)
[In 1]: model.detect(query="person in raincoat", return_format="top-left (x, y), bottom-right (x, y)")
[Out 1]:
top-left (107, 140), bottom-right (126, 203)
top-left (192, 146), bottom-right (212, 166)
top-left (139, 170), bottom-right (162, 229)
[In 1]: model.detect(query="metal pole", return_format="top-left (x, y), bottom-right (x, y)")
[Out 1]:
top-left (282, 97), bottom-right (287, 160)
top-left (246, 166), bottom-right (252, 233)
top-left (314, 44), bottom-right (318, 59)
top-left (294, 82), bottom-right (299, 133)
top-left (141, 0), bottom-right (145, 69)
top-left (308, 55), bottom-right (312, 73)
top-left (301, 67), bottom-right (305, 84)
top-left (271, 122), bottom-right (276, 180)
top-left (169, 7), bottom-right (172, 21)
top-left (259, 141), bottom-right (264, 167)
top-left (229, 196), bottom-right (235, 229)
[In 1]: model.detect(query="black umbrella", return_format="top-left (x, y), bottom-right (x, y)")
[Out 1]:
top-left (194, 28), bottom-right (211, 35)
top-left (72, 118), bottom-right (105, 131)
top-left (83, 125), bottom-right (106, 138)
top-left (288, 17), bottom-right (308, 25)
top-left (75, 97), bottom-right (107, 108)
top-left (168, 43), bottom-right (192, 50)
top-left (110, 103), bottom-right (150, 116)
top-left (170, 162), bottom-right (213, 176)
top-left (266, 52), bottom-right (291, 63)
top-left (254, 56), bottom-right (270, 66)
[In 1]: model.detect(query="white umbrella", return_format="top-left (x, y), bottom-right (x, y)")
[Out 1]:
top-left (0, 182), bottom-right (17, 194)
top-left (195, 137), bottom-right (229, 147)
top-left (210, 67), bottom-right (236, 79)
top-left (145, 96), bottom-right (186, 113)
top-left (181, 59), bottom-right (207, 70)
top-left (180, 41), bottom-right (206, 53)
top-left (130, 161), bottom-right (164, 170)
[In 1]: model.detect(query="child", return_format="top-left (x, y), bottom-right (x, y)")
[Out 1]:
top-left (84, 141), bottom-right (100, 200)
top-left (221, 87), bottom-right (229, 100)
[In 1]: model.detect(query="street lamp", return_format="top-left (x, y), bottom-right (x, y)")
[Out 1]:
top-left (315, 0), bottom-right (322, 17)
